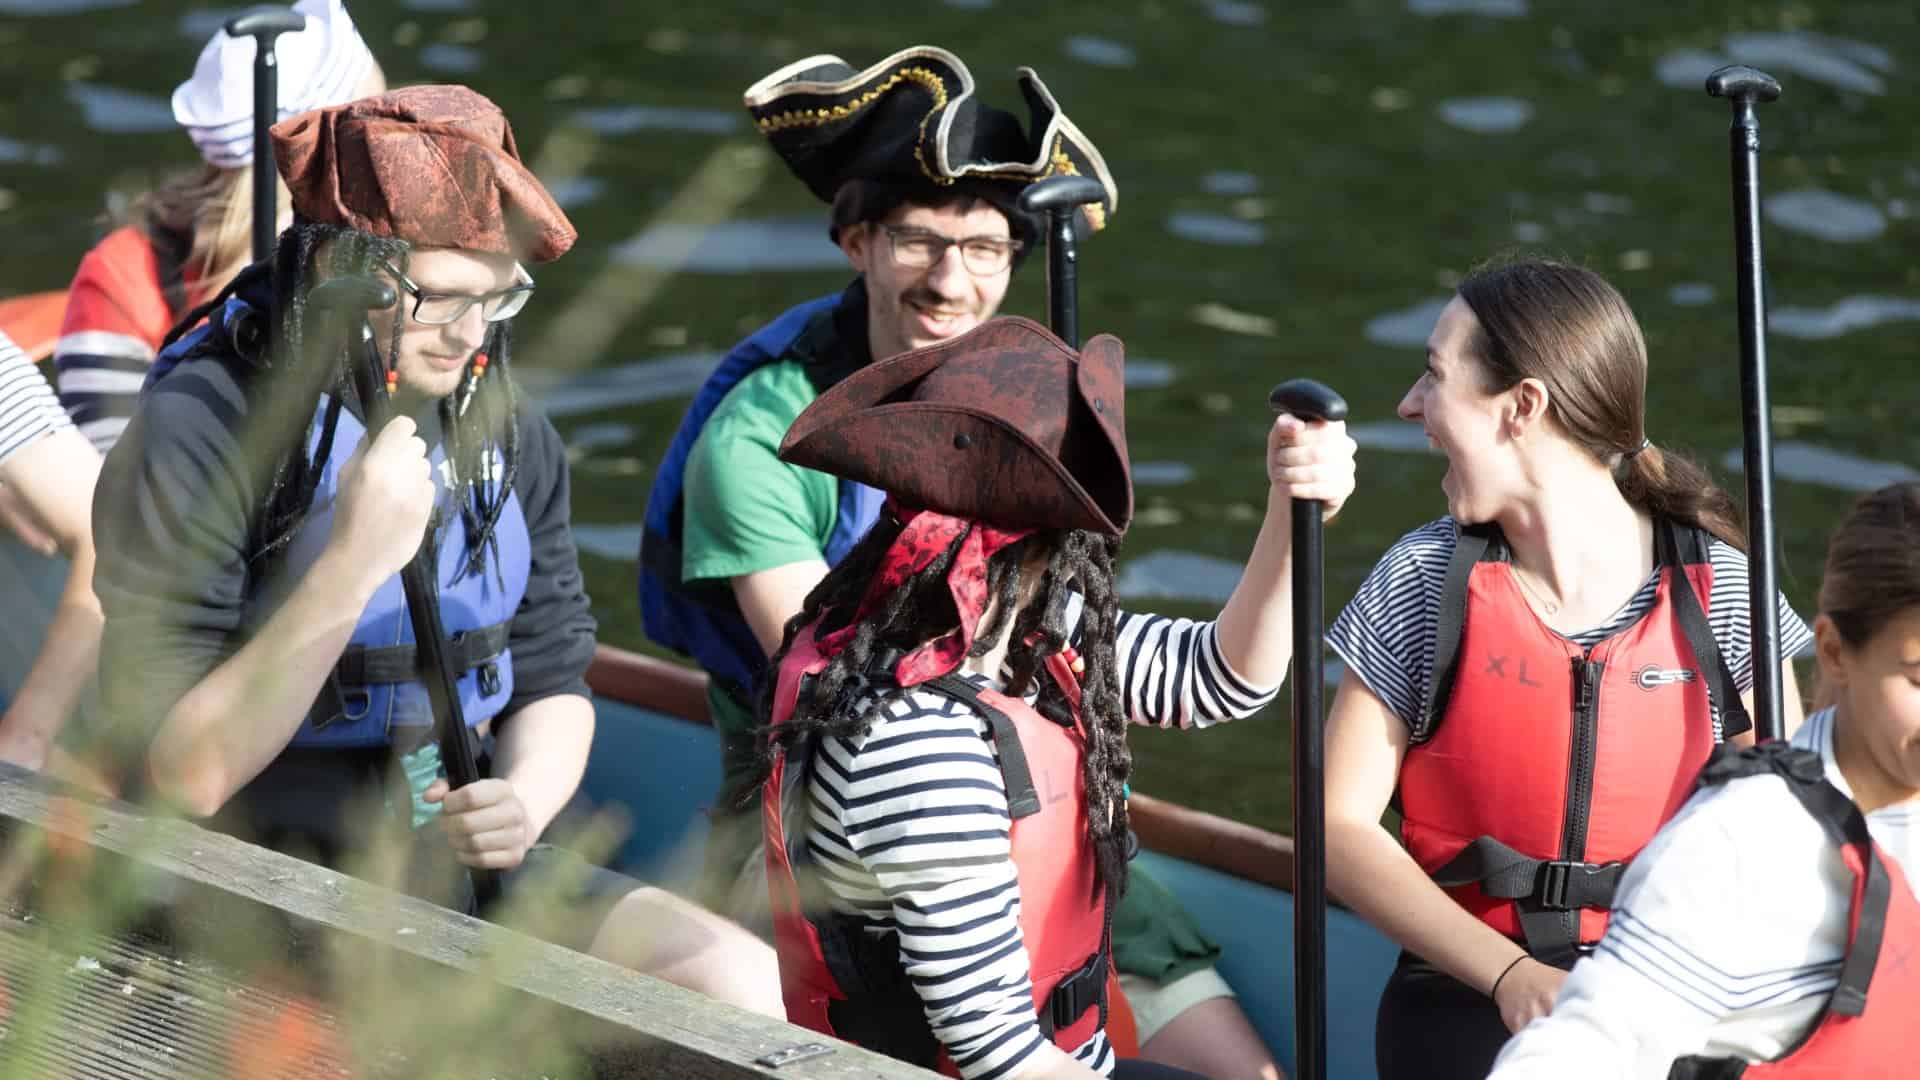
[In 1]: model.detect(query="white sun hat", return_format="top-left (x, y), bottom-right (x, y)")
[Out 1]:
top-left (170, 0), bottom-right (376, 169)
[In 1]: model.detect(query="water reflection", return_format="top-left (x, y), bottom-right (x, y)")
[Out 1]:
top-left (65, 83), bottom-right (178, 134)
top-left (1765, 190), bottom-right (1886, 243)
top-left (568, 105), bottom-right (742, 137)
top-left (1406, 0), bottom-right (1528, 15)
top-left (402, 0), bottom-right (476, 9)
top-left (1063, 36), bottom-right (1137, 69)
top-left (1723, 443), bottom-right (1919, 493)
top-left (419, 43), bottom-right (485, 74)
top-left (0, 138), bottom-right (63, 167)
top-left (1116, 550), bottom-right (1243, 605)
top-left (1165, 212), bottom-right (1266, 247)
top-left (611, 220), bottom-right (845, 273)
top-left (1126, 359), bottom-right (1176, 390)
top-left (1770, 296), bottom-right (1920, 339)
top-left (1436, 97), bottom-right (1533, 134)
top-left (0, 0), bottom-right (132, 12)
top-left (545, 176), bottom-right (606, 210)
top-left (1655, 33), bottom-right (1892, 96)
top-left (1668, 283), bottom-right (1716, 307)
top-left (526, 352), bottom-right (722, 418)
top-left (1201, 171), bottom-right (1260, 196)
top-left (177, 9), bottom-right (242, 40)
top-left (1363, 297), bottom-right (1448, 348)
top-left (564, 422), bottom-right (637, 455)
top-left (1134, 462), bottom-right (1197, 487)
top-left (1204, 1), bottom-right (1267, 26)
top-left (1349, 422), bottom-right (1432, 455)
top-left (572, 523), bottom-right (643, 563)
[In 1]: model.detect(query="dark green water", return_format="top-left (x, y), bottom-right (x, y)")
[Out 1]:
top-left (3, 0), bottom-right (1916, 833)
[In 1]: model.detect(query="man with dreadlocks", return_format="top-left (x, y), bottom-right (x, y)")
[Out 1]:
top-left (642, 46), bottom-right (1281, 1079)
top-left (81, 85), bottom-right (781, 1016)
top-left (750, 317), bottom-right (1359, 1080)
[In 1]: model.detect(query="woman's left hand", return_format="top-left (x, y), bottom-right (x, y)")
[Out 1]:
top-left (1269, 412), bottom-right (1357, 520)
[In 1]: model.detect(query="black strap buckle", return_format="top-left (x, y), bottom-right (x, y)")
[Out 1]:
top-left (1536, 859), bottom-right (1623, 911)
top-left (1041, 950), bottom-right (1107, 1036)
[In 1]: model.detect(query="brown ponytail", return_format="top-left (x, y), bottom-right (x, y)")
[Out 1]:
top-left (1456, 257), bottom-right (1746, 549)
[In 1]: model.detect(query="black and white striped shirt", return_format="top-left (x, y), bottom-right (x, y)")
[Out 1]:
top-left (0, 332), bottom-right (72, 467)
top-left (801, 603), bottom-right (1277, 1080)
top-left (1488, 708), bottom-right (1920, 1077)
top-left (1327, 517), bottom-right (1814, 742)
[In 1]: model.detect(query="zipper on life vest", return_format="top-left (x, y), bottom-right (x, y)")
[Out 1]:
top-left (1561, 656), bottom-right (1605, 862)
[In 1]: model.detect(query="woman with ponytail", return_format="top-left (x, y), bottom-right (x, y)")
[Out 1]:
top-left (1322, 258), bottom-right (1811, 1079)
top-left (747, 316), bottom-right (1357, 1080)
top-left (1491, 482), bottom-right (1920, 1078)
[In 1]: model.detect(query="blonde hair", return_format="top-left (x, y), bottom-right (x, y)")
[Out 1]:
top-left (129, 162), bottom-right (292, 307)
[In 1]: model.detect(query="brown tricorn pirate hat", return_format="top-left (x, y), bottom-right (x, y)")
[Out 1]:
top-left (270, 84), bottom-right (576, 263)
top-left (780, 316), bottom-right (1133, 535)
top-left (743, 45), bottom-right (1119, 234)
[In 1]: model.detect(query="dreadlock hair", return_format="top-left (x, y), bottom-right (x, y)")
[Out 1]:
top-left (176, 216), bottom-right (527, 586)
top-left (743, 510), bottom-right (1134, 901)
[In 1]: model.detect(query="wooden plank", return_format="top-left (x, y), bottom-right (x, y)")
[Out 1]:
top-left (0, 764), bottom-right (934, 1079)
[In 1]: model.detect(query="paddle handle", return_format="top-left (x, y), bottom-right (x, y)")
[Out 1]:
top-left (1017, 175), bottom-right (1106, 346)
top-left (225, 6), bottom-right (306, 265)
top-left (1270, 378), bottom-right (1347, 1080)
top-left (1707, 65), bottom-right (1785, 743)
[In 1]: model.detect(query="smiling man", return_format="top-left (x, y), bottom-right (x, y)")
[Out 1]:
top-left (639, 47), bottom-right (1286, 1080)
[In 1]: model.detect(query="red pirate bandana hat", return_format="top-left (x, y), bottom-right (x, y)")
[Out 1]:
top-left (744, 45), bottom-right (1119, 233)
top-left (780, 315), bottom-right (1132, 536)
top-left (270, 84), bottom-right (576, 263)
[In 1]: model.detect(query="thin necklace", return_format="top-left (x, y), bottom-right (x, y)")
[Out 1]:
top-left (1512, 565), bottom-right (1561, 616)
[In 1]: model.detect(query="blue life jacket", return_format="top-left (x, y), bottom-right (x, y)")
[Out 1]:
top-left (276, 402), bottom-right (531, 748)
top-left (149, 281), bottom-right (531, 750)
top-left (639, 282), bottom-right (884, 700)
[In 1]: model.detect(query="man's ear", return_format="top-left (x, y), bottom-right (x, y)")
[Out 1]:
top-left (838, 222), bottom-right (871, 274)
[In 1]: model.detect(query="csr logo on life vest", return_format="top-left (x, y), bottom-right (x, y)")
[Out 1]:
top-left (1635, 665), bottom-right (1697, 691)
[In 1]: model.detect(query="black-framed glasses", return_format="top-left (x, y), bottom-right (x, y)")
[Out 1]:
top-left (380, 259), bottom-right (535, 326)
top-left (879, 225), bottom-right (1022, 276)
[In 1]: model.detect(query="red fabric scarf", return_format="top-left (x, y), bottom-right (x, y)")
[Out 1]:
top-left (815, 501), bottom-right (1032, 686)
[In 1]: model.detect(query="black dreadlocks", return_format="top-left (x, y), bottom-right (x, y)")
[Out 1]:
top-left (743, 512), bottom-right (1134, 902)
top-left (175, 218), bottom-right (527, 584)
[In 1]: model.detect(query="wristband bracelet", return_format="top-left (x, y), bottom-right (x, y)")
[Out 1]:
top-left (1489, 954), bottom-right (1527, 999)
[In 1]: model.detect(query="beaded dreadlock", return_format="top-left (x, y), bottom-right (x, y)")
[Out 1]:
top-left (743, 511), bottom-right (1135, 901)
top-left (170, 218), bottom-right (526, 584)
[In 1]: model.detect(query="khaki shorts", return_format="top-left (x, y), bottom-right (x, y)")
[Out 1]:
top-left (1117, 967), bottom-right (1238, 1046)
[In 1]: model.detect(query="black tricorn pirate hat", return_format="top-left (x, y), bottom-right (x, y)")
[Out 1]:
top-left (744, 45), bottom-right (1119, 234)
top-left (780, 316), bottom-right (1132, 536)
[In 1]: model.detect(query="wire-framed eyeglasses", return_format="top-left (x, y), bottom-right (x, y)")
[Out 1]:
top-left (879, 225), bottom-right (1023, 276)
top-left (380, 259), bottom-right (535, 326)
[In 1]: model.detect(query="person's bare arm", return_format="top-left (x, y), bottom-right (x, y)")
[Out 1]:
top-left (147, 417), bottom-right (435, 815)
top-left (730, 559), bottom-right (829, 656)
top-left (1324, 669), bottom-right (1564, 1031)
top-left (1211, 414), bottom-right (1356, 686)
top-left (0, 426), bottom-right (104, 768)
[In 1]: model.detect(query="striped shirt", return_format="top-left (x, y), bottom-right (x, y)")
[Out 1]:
top-left (1327, 517), bottom-right (1814, 742)
top-left (0, 331), bottom-right (72, 467)
top-left (802, 602), bottom-right (1277, 1080)
top-left (54, 225), bottom-right (192, 453)
top-left (1488, 707), bottom-right (1920, 1077)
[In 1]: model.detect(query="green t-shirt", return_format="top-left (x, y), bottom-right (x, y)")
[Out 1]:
top-left (681, 359), bottom-right (841, 790)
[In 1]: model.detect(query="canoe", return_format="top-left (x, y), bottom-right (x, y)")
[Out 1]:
top-left (0, 289), bottom-right (69, 363)
top-left (576, 644), bottom-right (1401, 1080)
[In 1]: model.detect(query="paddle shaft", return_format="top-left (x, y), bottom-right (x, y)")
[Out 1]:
top-left (1269, 378), bottom-right (1347, 1080)
top-left (1709, 67), bottom-right (1785, 743)
top-left (225, 8), bottom-right (306, 265)
top-left (324, 279), bottom-right (500, 908)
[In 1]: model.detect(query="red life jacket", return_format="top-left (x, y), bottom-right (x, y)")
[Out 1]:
top-left (1399, 519), bottom-right (1750, 966)
top-left (762, 624), bottom-right (1112, 1075)
top-left (59, 224), bottom-right (197, 354)
top-left (1671, 743), bottom-right (1920, 1079)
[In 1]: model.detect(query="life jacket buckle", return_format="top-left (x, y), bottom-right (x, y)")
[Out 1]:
top-left (478, 661), bottom-right (502, 697)
top-left (1536, 859), bottom-right (1623, 911)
